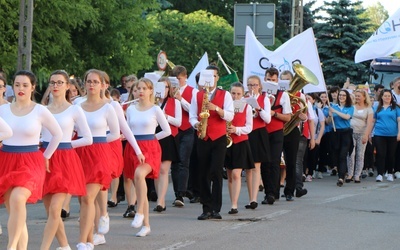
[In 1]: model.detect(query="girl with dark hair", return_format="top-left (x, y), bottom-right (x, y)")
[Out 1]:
top-left (0, 75), bottom-right (8, 105)
top-left (373, 89), bottom-right (400, 182)
top-left (327, 89), bottom-right (354, 187)
top-left (0, 70), bottom-right (63, 250)
top-left (40, 70), bottom-right (92, 250)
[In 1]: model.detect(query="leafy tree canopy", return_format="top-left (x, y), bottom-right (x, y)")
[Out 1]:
top-left (314, 0), bottom-right (370, 86)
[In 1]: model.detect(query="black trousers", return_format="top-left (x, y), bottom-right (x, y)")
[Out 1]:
top-left (188, 130), bottom-right (200, 197)
top-left (331, 128), bottom-right (353, 179)
top-left (197, 136), bottom-right (226, 213)
top-left (261, 129), bottom-right (284, 198)
top-left (282, 128), bottom-right (300, 196)
top-left (373, 136), bottom-right (397, 175)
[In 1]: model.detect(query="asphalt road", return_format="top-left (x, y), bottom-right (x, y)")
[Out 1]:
top-left (1, 173), bottom-right (399, 250)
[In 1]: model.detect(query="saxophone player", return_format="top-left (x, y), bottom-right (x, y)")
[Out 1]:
top-left (189, 65), bottom-right (234, 220)
top-left (225, 82), bottom-right (254, 215)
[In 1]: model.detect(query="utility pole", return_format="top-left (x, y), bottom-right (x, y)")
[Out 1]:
top-left (17, 0), bottom-right (33, 71)
top-left (290, 0), bottom-right (304, 38)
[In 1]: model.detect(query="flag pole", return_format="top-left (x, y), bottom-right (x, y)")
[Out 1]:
top-left (217, 52), bottom-right (231, 74)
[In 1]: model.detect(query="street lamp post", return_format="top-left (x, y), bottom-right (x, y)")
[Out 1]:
top-left (17, 0), bottom-right (33, 71)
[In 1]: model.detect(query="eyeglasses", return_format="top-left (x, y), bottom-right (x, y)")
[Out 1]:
top-left (86, 80), bottom-right (101, 85)
top-left (338, 94), bottom-right (347, 97)
top-left (247, 84), bottom-right (259, 87)
top-left (49, 81), bottom-right (66, 86)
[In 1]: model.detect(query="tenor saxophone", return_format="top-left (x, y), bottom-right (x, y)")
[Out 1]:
top-left (198, 87), bottom-right (210, 139)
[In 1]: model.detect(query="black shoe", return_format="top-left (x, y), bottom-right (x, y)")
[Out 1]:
top-left (258, 185), bottom-right (264, 192)
top-left (261, 195), bottom-right (275, 205)
top-left (228, 208), bottom-right (238, 214)
top-left (285, 195), bottom-right (294, 201)
top-left (148, 190), bottom-right (158, 202)
top-left (173, 196), bottom-right (184, 207)
top-left (123, 205), bottom-right (136, 218)
top-left (244, 201), bottom-right (258, 209)
top-left (107, 200), bottom-right (118, 208)
top-left (190, 196), bottom-right (200, 203)
top-left (197, 212), bottom-right (212, 220)
top-left (185, 190), bottom-right (194, 200)
top-left (117, 195), bottom-right (125, 203)
top-left (153, 205), bottom-right (166, 212)
top-left (345, 177), bottom-right (353, 183)
top-left (211, 211), bottom-right (222, 219)
top-left (337, 178), bottom-right (344, 187)
top-left (295, 188), bottom-right (308, 198)
top-left (331, 168), bottom-right (337, 176)
top-left (61, 209), bottom-right (70, 218)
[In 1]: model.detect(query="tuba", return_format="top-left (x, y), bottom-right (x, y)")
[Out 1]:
top-left (198, 87), bottom-right (210, 139)
top-left (283, 63), bottom-right (319, 136)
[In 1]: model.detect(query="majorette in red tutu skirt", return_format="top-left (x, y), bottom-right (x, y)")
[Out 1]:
top-left (123, 134), bottom-right (161, 180)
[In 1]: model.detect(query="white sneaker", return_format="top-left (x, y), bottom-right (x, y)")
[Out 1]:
top-left (98, 214), bottom-right (109, 235)
top-left (76, 243), bottom-right (87, 250)
top-left (135, 226), bottom-right (151, 237)
top-left (376, 174), bottom-right (383, 182)
top-left (93, 233), bottom-right (106, 246)
top-left (394, 171), bottom-right (400, 179)
top-left (85, 243), bottom-right (94, 250)
top-left (56, 245), bottom-right (72, 250)
top-left (387, 174), bottom-right (394, 182)
top-left (305, 175), bottom-right (312, 182)
top-left (316, 171), bottom-right (323, 179)
top-left (131, 213), bottom-right (144, 228)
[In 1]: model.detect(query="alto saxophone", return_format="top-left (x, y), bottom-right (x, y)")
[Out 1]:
top-left (198, 87), bottom-right (210, 139)
top-left (226, 121), bottom-right (233, 148)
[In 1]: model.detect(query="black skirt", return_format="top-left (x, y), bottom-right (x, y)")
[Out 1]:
top-left (159, 135), bottom-right (179, 162)
top-left (225, 140), bottom-right (255, 170)
top-left (248, 127), bottom-right (270, 163)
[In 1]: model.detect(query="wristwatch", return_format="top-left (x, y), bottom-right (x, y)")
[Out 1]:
top-left (273, 112), bottom-right (278, 117)
top-left (215, 107), bottom-right (220, 112)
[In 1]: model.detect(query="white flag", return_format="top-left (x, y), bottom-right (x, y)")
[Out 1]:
top-left (243, 26), bottom-right (326, 94)
top-left (187, 52), bottom-right (209, 88)
top-left (355, 8), bottom-right (400, 63)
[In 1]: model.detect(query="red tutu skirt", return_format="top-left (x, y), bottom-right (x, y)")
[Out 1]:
top-left (40, 147), bottom-right (86, 197)
top-left (123, 139), bottom-right (161, 180)
top-left (0, 150), bottom-right (45, 204)
top-left (108, 139), bottom-right (124, 178)
top-left (75, 143), bottom-right (113, 190)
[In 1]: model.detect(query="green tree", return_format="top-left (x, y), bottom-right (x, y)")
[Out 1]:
top-left (359, 2), bottom-right (388, 34)
top-left (147, 10), bottom-right (245, 79)
top-left (313, 0), bottom-right (370, 86)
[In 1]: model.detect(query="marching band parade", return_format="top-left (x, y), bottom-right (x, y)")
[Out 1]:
top-left (1, 4), bottom-right (400, 250)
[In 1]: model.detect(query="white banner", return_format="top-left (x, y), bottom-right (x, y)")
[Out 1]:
top-left (243, 26), bottom-right (326, 94)
top-left (355, 8), bottom-right (400, 63)
top-left (187, 52), bottom-right (209, 88)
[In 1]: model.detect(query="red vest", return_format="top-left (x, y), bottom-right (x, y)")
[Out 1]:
top-left (164, 97), bottom-right (179, 137)
top-left (253, 93), bottom-right (266, 130)
top-left (231, 104), bottom-right (249, 144)
top-left (180, 85), bottom-right (194, 131)
top-left (266, 90), bottom-right (284, 133)
top-left (196, 89), bottom-right (226, 141)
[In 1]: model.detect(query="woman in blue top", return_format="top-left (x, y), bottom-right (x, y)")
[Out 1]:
top-left (327, 89), bottom-right (354, 187)
top-left (372, 89), bottom-right (400, 182)
top-left (318, 92), bottom-right (333, 174)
